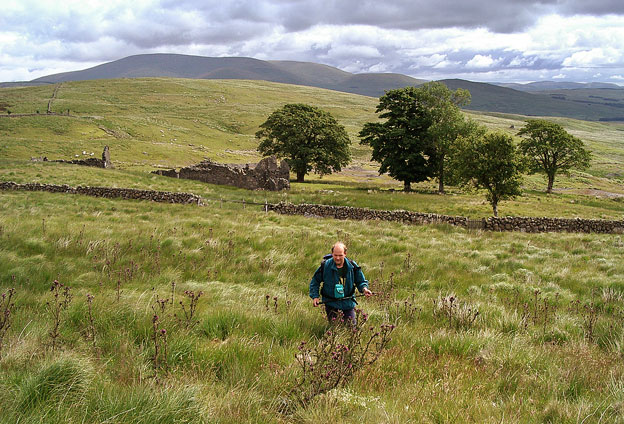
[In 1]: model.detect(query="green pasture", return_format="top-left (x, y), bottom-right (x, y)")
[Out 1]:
top-left (0, 189), bottom-right (623, 423)
top-left (1, 78), bottom-right (624, 423)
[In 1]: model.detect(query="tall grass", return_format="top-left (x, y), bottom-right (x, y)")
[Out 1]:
top-left (1, 187), bottom-right (623, 422)
top-left (1, 77), bottom-right (623, 422)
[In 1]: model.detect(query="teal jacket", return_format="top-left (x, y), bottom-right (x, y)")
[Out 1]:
top-left (309, 257), bottom-right (369, 310)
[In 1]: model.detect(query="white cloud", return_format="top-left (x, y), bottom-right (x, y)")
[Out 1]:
top-left (1, 1), bottom-right (624, 83)
top-left (562, 47), bottom-right (622, 67)
top-left (466, 55), bottom-right (501, 69)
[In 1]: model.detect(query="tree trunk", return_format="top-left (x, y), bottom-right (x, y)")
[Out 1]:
top-left (438, 160), bottom-right (445, 194)
top-left (404, 181), bottom-right (411, 191)
top-left (546, 174), bottom-right (555, 193)
top-left (296, 171), bottom-right (305, 183)
top-left (492, 201), bottom-right (498, 217)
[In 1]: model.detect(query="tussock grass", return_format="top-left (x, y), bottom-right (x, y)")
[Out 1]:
top-left (1, 187), bottom-right (623, 422)
top-left (1, 77), bottom-right (624, 422)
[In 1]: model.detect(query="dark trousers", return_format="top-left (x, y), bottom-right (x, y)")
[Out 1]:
top-left (325, 305), bottom-right (356, 325)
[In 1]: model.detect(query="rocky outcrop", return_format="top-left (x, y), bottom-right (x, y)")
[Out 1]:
top-left (153, 156), bottom-right (289, 191)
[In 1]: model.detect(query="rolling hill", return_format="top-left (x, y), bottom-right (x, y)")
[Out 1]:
top-left (3, 53), bottom-right (624, 121)
top-left (27, 53), bottom-right (426, 99)
top-left (441, 79), bottom-right (624, 121)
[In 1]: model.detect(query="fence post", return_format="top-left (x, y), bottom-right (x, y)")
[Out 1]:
top-left (265, 200), bottom-right (268, 213)
top-left (243, 199), bottom-right (245, 209)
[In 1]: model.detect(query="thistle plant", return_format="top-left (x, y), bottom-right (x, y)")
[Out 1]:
top-left (46, 280), bottom-right (72, 351)
top-left (151, 314), bottom-right (169, 374)
top-left (176, 290), bottom-right (203, 329)
top-left (85, 293), bottom-right (96, 344)
top-left (433, 294), bottom-right (480, 330)
top-left (0, 286), bottom-right (16, 357)
top-left (285, 309), bottom-right (396, 412)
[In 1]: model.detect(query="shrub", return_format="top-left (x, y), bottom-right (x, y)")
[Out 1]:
top-left (283, 310), bottom-right (395, 412)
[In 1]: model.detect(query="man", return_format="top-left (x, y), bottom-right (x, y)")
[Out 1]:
top-left (309, 242), bottom-right (373, 324)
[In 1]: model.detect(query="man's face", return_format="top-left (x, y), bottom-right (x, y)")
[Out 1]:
top-left (332, 246), bottom-right (345, 267)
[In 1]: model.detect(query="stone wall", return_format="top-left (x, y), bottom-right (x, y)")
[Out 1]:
top-left (0, 181), bottom-right (203, 205)
top-left (268, 202), bottom-right (624, 234)
top-left (153, 156), bottom-right (289, 191)
top-left (51, 146), bottom-right (113, 169)
top-left (482, 216), bottom-right (624, 233)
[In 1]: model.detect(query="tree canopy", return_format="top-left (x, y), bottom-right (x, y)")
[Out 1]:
top-left (359, 89), bottom-right (434, 191)
top-left (451, 131), bottom-right (524, 217)
top-left (517, 119), bottom-right (591, 193)
top-left (408, 82), bottom-right (471, 193)
top-left (358, 83), bottom-right (473, 192)
top-left (255, 104), bottom-right (351, 182)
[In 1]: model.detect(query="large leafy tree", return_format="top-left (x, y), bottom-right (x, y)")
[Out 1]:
top-left (517, 119), bottom-right (591, 193)
top-left (255, 104), bottom-right (351, 182)
top-left (451, 131), bottom-right (524, 217)
top-left (411, 82), bottom-right (472, 194)
top-left (359, 83), bottom-right (473, 192)
top-left (359, 90), bottom-right (434, 191)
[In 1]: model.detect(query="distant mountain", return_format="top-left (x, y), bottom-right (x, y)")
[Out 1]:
top-left (495, 81), bottom-right (621, 92)
top-left (28, 53), bottom-right (426, 98)
top-left (441, 79), bottom-right (624, 121)
top-left (8, 53), bottom-right (624, 121)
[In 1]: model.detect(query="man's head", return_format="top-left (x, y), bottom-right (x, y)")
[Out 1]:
top-left (331, 242), bottom-right (347, 267)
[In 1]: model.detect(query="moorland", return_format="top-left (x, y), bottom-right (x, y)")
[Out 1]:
top-left (0, 78), bottom-right (623, 423)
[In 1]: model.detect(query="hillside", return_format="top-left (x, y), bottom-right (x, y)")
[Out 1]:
top-left (441, 79), bottom-right (624, 121)
top-left (26, 53), bottom-right (427, 99)
top-left (496, 81), bottom-right (622, 91)
top-left (8, 53), bottom-right (619, 121)
top-left (1, 78), bottom-right (624, 423)
top-left (1, 78), bottom-right (623, 217)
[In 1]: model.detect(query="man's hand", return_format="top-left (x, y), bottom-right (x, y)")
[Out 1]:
top-left (312, 298), bottom-right (320, 307)
top-left (363, 288), bottom-right (373, 297)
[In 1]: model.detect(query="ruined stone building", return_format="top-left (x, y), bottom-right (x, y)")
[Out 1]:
top-left (152, 156), bottom-right (290, 191)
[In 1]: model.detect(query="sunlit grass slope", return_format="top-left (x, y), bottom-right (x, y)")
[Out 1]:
top-left (1, 78), bottom-right (623, 219)
top-left (1, 78), bottom-right (624, 423)
top-left (0, 189), bottom-right (623, 423)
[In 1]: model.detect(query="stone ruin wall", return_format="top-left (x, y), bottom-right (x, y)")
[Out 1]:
top-left (0, 181), bottom-right (203, 205)
top-left (153, 156), bottom-right (290, 191)
top-left (268, 202), bottom-right (624, 234)
top-left (2, 181), bottom-right (622, 234)
top-left (37, 146), bottom-right (113, 168)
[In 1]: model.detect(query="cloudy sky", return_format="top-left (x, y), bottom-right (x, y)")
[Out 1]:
top-left (2, 0), bottom-right (624, 84)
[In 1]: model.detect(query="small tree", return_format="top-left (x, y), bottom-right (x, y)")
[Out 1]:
top-left (359, 89), bottom-right (435, 191)
top-left (256, 104), bottom-right (351, 182)
top-left (451, 131), bottom-right (523, 217)
top-left (517, 119), bottom-right (591, 193)
top-left (359, 83), bottom-right (472, 192)
top-left (410, 82), bottom-right (472, 194)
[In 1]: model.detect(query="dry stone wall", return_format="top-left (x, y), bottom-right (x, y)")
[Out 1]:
top-left (268, 202), bottom-right (624, 234)
top-left (153, 156), bottom-right (289, 191)
top-left (51, 146), bottom-right (113, 169)
top-left (3, 182), bottom-right (622, 234)
top-left (0, 181), bottom-right (203, 205)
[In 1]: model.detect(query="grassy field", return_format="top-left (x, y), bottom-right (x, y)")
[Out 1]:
top-left (1, 78), bottom-right (624, 423)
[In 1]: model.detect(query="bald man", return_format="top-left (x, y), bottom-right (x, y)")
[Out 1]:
top-left (309, 242), bottom-right (372, 324)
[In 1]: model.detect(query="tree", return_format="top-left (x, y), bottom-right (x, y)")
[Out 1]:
top-left (517, 119), bottom-right (591, 193)
top-left (359, 89), bottom-right (434, 191)
top-left (255, 104), bottom-right (351, 183)
top-left (451, 131), bottom-right (524, 217)
top-left (410, 82), bottom-right (472, 194)
top-left (358, 83), bottom-right (473, 192)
